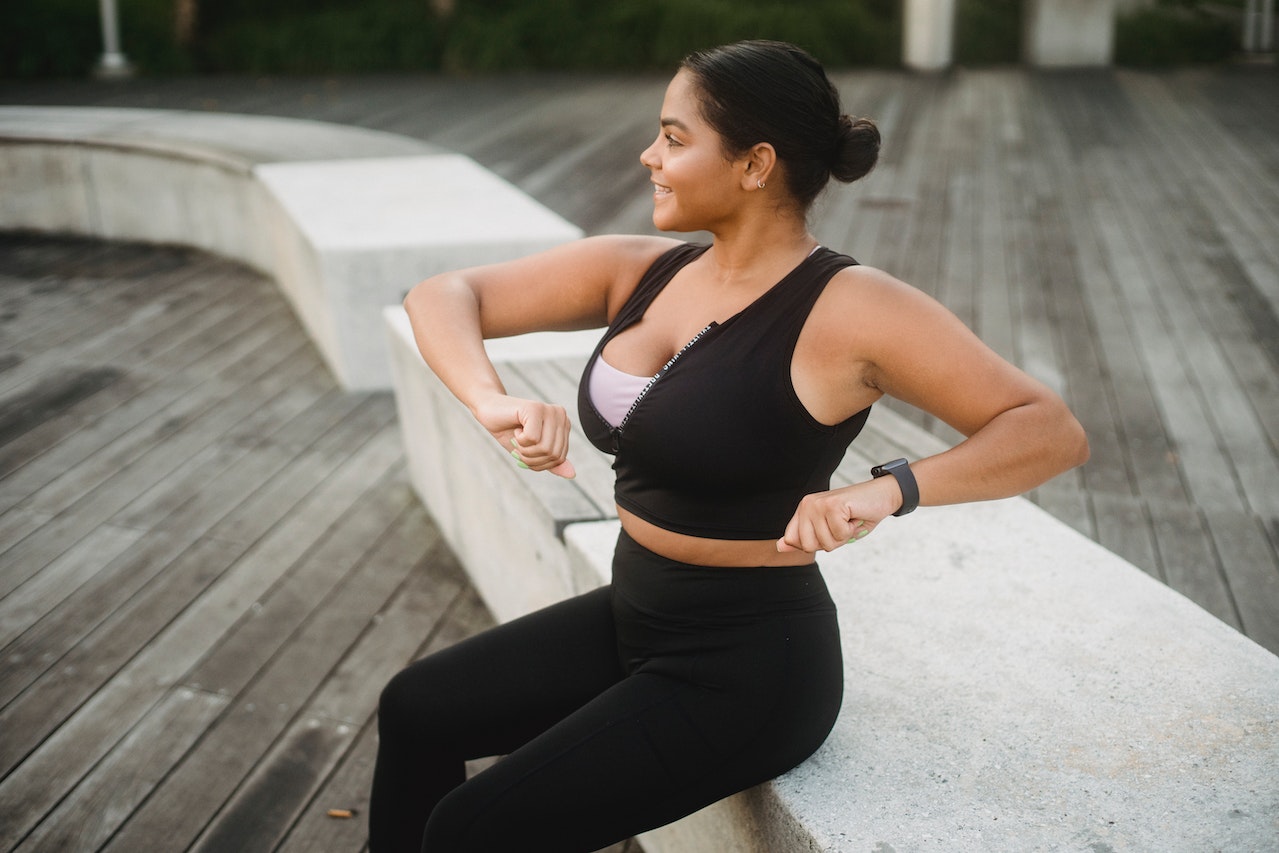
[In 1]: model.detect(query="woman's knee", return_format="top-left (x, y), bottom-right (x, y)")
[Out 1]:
top-left (419, 783), bottom-right (490, 853)
top-left (378, 662), bottom-right (435, 742)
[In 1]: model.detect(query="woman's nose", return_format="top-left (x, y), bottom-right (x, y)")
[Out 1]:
top-left (639, 135), bottom-right (660, 169)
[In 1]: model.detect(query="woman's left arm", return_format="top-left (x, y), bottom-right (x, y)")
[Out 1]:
top-left (778, 266), bottom-right (1089, 553)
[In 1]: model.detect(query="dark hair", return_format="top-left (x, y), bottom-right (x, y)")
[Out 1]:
top-left (680, 40), bottom-right (880, 210)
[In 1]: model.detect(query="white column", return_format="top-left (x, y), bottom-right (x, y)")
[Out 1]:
top-left (1023, 0), bottom-right (1116, 67)
top-left (903, 0), bottom-right (956, 72)
top-left (95, 0), bottom-right (134, 78)
top-left (1244, 0), bottom-right (1276, 52)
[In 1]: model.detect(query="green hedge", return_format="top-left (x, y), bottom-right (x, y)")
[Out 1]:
top-left (1115, 3), bottom-right (1239, 66)
top-left (1, 0), bottom-right (898, 77)
top-left (440, 0), bottom-right (900, 72)
top-left (0, 0), bottom-right (1246, 79)
top-left (955, 0), bottom-right (1021, 65)
top-left (201, 4), bottom-right (446, 73)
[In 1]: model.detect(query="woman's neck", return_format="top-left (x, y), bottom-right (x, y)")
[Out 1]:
top-left (703, 218), bottom-right (818, 288)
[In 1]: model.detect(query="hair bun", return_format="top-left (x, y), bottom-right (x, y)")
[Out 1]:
top-left (831, 115), bottom-right (880, 183)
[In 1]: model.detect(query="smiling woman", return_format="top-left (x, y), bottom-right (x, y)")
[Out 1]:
top-left (376, 39), bottom-right (1088, 853)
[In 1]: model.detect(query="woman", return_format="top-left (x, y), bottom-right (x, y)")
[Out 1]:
top-left (372, 40), bottom-right (1088, 852)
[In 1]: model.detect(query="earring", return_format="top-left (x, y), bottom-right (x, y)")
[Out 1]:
top-left (757, 180), bottom-right (766, 189)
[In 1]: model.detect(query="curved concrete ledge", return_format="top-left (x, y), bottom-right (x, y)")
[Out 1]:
top-left (0, 106), bottom-right (582, 388)
top-left (384, 306), bottom-right (1279, 853)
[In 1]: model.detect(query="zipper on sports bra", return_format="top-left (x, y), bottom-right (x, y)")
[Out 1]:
top-left (609, 322), bottom-right (715, 453)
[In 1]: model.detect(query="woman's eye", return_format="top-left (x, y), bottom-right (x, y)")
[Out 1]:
top-left (665, 134), bottom-right (681, 147)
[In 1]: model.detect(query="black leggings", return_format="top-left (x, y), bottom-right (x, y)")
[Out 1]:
top-left (369, 530), bottom-right (843, 852)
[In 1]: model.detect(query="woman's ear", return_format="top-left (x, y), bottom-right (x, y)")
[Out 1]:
top-left (741, 142), bottom-right (777, 191)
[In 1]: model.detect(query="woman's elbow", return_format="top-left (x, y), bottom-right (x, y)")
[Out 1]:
top-left (404, 272), bottom-right (469, 320)
top-left (404, 274), bottom-right (443, 312)
top-left (1056, 406), bottom-right (1091, 472)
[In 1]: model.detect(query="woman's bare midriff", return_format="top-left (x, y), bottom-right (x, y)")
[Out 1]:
top-left (618, 506), bottom-right (816, 567)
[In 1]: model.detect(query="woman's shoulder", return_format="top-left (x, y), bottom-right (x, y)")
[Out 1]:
top-left (575, 234), bottom-right (686, 264)
top-left (573, 235), bottom-right (690, 315)
top-left (813, 263), bottom-right (956, 340)
top-left (823, 262), bottom-right (921, 305)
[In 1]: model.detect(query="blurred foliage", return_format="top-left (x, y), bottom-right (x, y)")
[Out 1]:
top-left (3, 0), bottom-right (103, 77)
top-left (201, 3), bottom-right (447, 73)
top-left (0, 0), bottom-right (1248, 79)
top-left (1115, 1), bottom-right (1240, 66)
top-left (1, 0), bottom-right (897, 77)
top-left (955, 0), bottom-right (1022, 65)
top-left (439, 0), bottom-right (901, 72)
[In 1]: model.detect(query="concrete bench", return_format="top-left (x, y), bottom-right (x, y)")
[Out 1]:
top-left (385, 306), bottom-right (1279, 852)
top-left (0, 106), bottom-right (582, 389)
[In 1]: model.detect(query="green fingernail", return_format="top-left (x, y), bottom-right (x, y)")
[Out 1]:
top-left (510, 449), bottom-right (529, 469)
top-left (856, 528), bottom-right (870, 539)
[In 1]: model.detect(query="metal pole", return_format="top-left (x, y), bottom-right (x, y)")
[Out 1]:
top-left (95, 0), bottom-right (134, 78)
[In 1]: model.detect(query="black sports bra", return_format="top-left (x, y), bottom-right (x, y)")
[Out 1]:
top-left (577, 243), bottom-right (871, 540)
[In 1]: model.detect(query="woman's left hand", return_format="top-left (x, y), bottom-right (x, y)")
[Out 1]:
top-left (776, 477), bottom-right (902, 553)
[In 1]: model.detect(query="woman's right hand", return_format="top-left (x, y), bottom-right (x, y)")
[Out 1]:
top-left (471, 393), bottom-right (576, 479)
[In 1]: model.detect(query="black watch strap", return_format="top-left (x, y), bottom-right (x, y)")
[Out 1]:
top-left (871, 458), bottom-right (919, 516)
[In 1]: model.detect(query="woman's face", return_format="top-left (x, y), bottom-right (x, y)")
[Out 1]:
top-left (639, 70), bottom-right (743, 233)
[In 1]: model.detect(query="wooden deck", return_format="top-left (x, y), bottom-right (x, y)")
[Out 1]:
top-left (0, 235), bottom-right (638, 852)
top-left (1, 65), bottom-right (1277, 850)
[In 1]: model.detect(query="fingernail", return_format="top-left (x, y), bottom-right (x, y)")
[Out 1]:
top-left (856, 528), bottom-right (870, 539)
top-left (510, 449), bottom-right (529, 469)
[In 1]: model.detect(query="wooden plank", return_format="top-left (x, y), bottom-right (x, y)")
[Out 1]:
top-left (0, 427), bottom-right (405, 848)
top-left (0, 430), bottom-right (405, 773)
top-left (0, 255), bottom-right (217, 400)
top-left (0, 533), bottom-right (237, 720)
top-left (0, 273), bottom-right (271, 484)
top-left (182, 474), bottom-right (417, 698)
top-left (0, 298), bottom-right (294, 514)
top-left (1151, 503), bottom-right (1241, 630)
top-left (1104, 76), bottom-right (1279, 520)
top-left (0, 367), bottom-right (126, 448)
top-left (103, 496), bottom-right (440, 852)
top-left (1088, 492), bottom-right (1162, 585)
top-left (13, 687), bottom-right (229, 853)
top-left (303, 537), bottom-right (468, 727)
top-left (108, 378), bottom-right (348, 531)
top-left (968, 72), bottom-right (1017, 364)
top-left (1012, 75), bottom-right (1134, 535)
top-left (1205, 511), bottom-right (1279, 656)
top-left (13, 311), bottom-right (305, 520)
top-left (0, 393), bottom-right (381, 710)
top-left (0, 521), bottom-right (142, 648)
top-left (190, 530), bottom-right (470, 852)
top-left (202, 393), bottom-right (399, 547)
top-left (0, 331), bottom-right (309, 600)
top-left (104, 361), bottom-right (331, 530)
top-left (0, 245), bottom-right (165, 370)
top-left (0, 507), bottom-right (50, 561)
top-left (273, 720), bottom-right (380, 853)
top-left (1139, 73), bottom-right (1279, 310)
top-left (275, 586), bottom-right (496, 853)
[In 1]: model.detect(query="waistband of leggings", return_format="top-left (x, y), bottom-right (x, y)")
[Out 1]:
top-left (611, 528), bottom-right (833, 616)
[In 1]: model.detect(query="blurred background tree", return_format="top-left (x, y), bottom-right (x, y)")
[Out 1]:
top-left (0, 0), bottom-right (1254, 79)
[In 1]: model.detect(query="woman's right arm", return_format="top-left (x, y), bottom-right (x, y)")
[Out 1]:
top-left (402, 234), bottom-right (677, 477)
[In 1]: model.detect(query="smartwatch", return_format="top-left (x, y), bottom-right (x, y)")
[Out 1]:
top-left (871, 458), bottom-right (918, 516)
